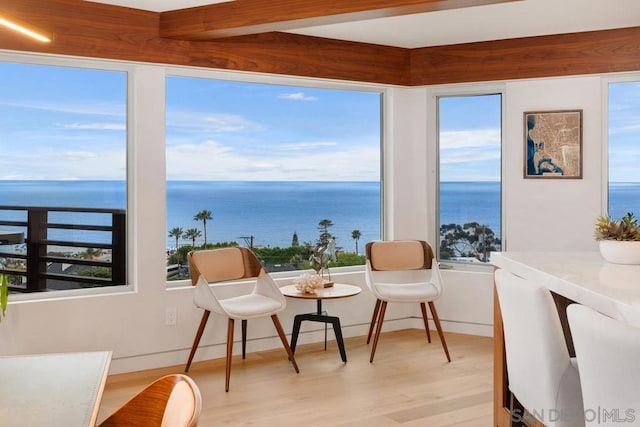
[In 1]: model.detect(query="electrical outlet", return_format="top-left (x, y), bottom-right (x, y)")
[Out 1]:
top-left (165, 307), bottom-right (177, 326)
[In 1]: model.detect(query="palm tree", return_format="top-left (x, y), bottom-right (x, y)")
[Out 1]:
top-left (183, 228), bottom-right (202, 248)
top-left (351, 229), bottom-right (361, 254)
top-left (194, 210), bottom-right (213, 246)
top-left (168, 227), bottom-right (183, 251)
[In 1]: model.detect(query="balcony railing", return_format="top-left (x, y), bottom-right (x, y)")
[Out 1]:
top-left (0, 205), bottom-right (126, 292)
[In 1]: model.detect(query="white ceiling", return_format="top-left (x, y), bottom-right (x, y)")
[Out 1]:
top-left (86, 0), bottom-right (232, 11)
top-left (85, 0), bottom-right (640, 48)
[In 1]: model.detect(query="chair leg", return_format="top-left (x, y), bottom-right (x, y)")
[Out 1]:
top-left (241, 319), bottom-right (248, 360)
top-left (366, 299), bottom-right (382, 344)
top-left (370, 301), bottom-right (387, 363)
top-left (420, 302), bottom-right (432, 343)
top-left (428, 301), bottom-right (451, 362)
top-left (185, 310), bottom-right (210, 373)
top-left (509, 392), bottom-right (526, 427)
top-left (225, 318), bottom-right (234, 392)
top-left (271, 314), bottom-right (300, 373)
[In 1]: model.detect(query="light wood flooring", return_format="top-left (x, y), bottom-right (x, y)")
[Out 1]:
top-left (98, 329), bottom-right (493, 426)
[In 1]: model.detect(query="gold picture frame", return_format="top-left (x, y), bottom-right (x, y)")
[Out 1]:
top-left (524, 109), bottom-right (583, 179)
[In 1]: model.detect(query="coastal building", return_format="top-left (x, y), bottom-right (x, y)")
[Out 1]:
top-left (1, 1), bottom-right (639, 424)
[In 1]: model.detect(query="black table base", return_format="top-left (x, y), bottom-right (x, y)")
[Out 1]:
top-left (289, 299), bottom-right (347, 363)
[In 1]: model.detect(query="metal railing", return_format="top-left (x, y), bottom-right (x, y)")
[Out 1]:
top-left (0, 205), bottom-right (126, 292)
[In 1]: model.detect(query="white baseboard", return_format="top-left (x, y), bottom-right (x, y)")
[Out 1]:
top-left (109, 317), bottom-right (492, 374)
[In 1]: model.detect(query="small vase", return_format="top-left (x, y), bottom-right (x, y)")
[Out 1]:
top-left (599, 240), bottom-right (640, 265)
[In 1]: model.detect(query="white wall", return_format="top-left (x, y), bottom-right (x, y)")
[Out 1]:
top-left (504, 76), bottom-right (604, 252)
top-left (0, 51), bottom-right (632, 373)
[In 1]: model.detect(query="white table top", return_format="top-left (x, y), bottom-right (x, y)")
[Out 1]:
top-left (491, 251), bottom-right (640, 326)
top-left (0, 351), bottom-right (112, 427)
top-left (280, 283), bottom-right (362, 300)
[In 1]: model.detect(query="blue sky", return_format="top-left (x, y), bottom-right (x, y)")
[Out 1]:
top-left (0, 61), bottom-right (638, 182)
top-left (439, 94), bottom-right (502, 182)
top-left (609, 82), bottom-right (640, 183)
top-left (0, 62), bottom-right (127, 180)
top-left (165, 76), bottom-right (381, 181)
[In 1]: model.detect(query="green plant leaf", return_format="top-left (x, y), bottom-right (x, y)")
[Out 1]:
top-left (0, 274), bottom-right (8, 321)
top-left (595, 212), bottom-right (640, 241)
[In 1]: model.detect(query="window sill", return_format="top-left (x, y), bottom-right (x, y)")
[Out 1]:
top-left (166, 264), bottom-right (366, 290)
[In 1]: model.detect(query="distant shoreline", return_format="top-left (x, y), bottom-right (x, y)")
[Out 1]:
top-left (1, 180), bottom-right (639, 250)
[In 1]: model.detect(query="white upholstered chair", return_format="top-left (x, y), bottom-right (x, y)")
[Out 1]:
top-left (567, 304), bottom-right (640, 426)
top-left (365, 240), bottom-right (450, 363)
top-left (99, 374), bottom-right (202, 427)
top-left (185, 247), bottom-right (299, 392)
top-left (494, 269), bottom-right (584, 427)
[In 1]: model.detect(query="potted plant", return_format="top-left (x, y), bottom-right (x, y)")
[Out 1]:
top-left (595, 212), bottom-right (640, 264)
top-left (308, 238), bottom-right (337, 287)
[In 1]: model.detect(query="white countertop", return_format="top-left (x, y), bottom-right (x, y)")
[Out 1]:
top-left (490, 251), bottom-right (640, 327)
top-left (0, 351), bottom-right (112, 427)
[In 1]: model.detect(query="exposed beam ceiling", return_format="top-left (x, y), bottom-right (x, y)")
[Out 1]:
top-left (4, 0), bottom-right (640, 85)
top-left (84, 0), bottom-right (640, 49)
top-left (158, 0), bottom-right (520, 40)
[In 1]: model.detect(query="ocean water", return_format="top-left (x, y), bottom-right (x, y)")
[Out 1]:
top-left (0, 181), bottom-right (381, 251)
top-left (439, 182), bottom-right (501, 235)
top-left (609, 182), bottom-right (640, 221)
top-left (165, 181), bottom-right (380, 251)
top-left (1, 180), bottom-right (639, 250)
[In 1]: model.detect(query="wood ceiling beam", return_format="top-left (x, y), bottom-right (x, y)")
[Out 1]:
top-left (0, 0), bottom-right (410, 85)
top-left (160, 0), bottom-right (521, 40)
top-left (3, 1), bottom-right (638, 87)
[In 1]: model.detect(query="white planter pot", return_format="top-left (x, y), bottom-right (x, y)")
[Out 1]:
top-left (599, 240), bottom-right (640, 265)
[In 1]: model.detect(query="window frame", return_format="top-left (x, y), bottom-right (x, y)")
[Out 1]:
top-left (428, 84), bottom-right (506, 269)
top-left (0, 51), bottom-right (133, 300)
top-left (602, 73), bottom-right (640, 217)
top-left (163, 66), bottom-right (387, 287)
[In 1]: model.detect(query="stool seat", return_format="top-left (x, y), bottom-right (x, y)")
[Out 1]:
top-left (495, 269), bottom-right (584, 427)
top-left (568, 304), bottom-right (640, 426)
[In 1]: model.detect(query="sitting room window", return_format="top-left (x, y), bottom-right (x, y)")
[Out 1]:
top-left (608, 80), bottom-right (640, 217)
top-left (0, 58), bottom-right (128, 293)
top-left (165, 76), bottom-right (382, 280)
top-left (437, 93), bottom-right (502, 263)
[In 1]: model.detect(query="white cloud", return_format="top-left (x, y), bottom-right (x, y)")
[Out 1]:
top-left (440, 129), bottom-right (500, 149)
top-left (0, 145), bottom-right (125, 180)
top-left (441, 149), bottom-right (501, 164)
top-left (278, 92), bottom-right (318, 101)
top-left (58, 122), bottom-right (126, 131)
top-left (0, 100), bottom-right (125, 117)
top-left (166, 139), bottom-right (378, 181)
top-left (65, 151), bottom-right (97, 159)
top-left (439, 129), bottom-right (501, 165)
top-left (610, 123), bottom-right (640, 135)
top-left (277, 141), bottom-right (339, 151)
top-left (166, 109), bottom-right (264, 133)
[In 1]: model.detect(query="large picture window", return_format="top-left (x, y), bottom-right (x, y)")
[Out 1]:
top-left (0, 59), bottom-right (127, 292)
top-left (165, 77), bottom-right (382, 280)
top-left (608, 81), bottom-right (640, 218)
top-left (437, 93), bottom-right (502, 263)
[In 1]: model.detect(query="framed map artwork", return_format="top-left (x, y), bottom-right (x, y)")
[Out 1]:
top-left (524, 110), bottom-right (583, 179)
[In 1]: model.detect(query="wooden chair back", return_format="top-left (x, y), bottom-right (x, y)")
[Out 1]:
top-left (99, 374), bottom-right (202, 427)
top-left (365, 240), bottom-right (434, 271)
top-left (188, 247), bottom-right (262, 285)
